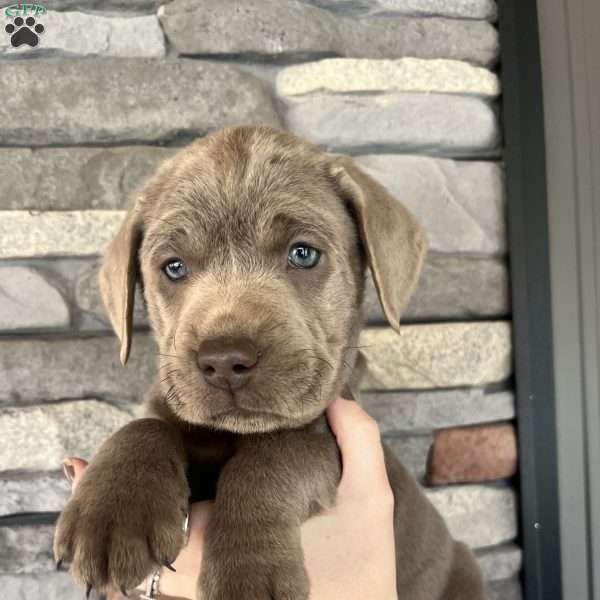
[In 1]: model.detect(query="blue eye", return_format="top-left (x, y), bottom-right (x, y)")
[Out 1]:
top-left (288, 243), bottom-right (321, 269)
top-left (163, 258), bottom-right (188, 281)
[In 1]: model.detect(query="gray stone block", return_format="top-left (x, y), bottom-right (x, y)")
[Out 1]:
top-left (0, 472), bottom-right (69, 515)
top-left (363, 389), bottom-right (515, 433)
top-left (487, 577), bottom-right (523, 600)
top-left (384, 434), bottom-right (433, 480)
top-left (305, 0), bottom-right (497, 20)
top-left (476, 543), bottom-right (522, 582)
top-left (360, 323), bottom-right (512, 390)
top-left (368, 256), bottom-right (510, 324)
top-left (339, 17), bottom-right (498, 65)
top-left (0, 147), bottom-right (175, 210)
top-left (355, 155), bottom-right (505, 254)
top-left (0, 401), bottom-right (136, 471)
top-left (159, 0), bottom-right (338, 58)
top-left (0, 525), bottom-right (55, 574)
top-left (0, 211), bottom-right (123, 258)
top-left (425, 484), bottom-right (517, 548)
top-left (0, 12), bottom-right (165, 59)
top-left (284, 93), bottom-right (500, 157)
top-left (0, 335), bottom-right (156, 404)
top-left (0, 572), bottom-right (81, 600)
top-left (0, 58), bottom-right (280, 146)
top-left (44, 0), bottom-right (162, 11)
top-left (0, 266), bottom-right (70, 331)
top-left (159, 0), bottom-right (498, 66)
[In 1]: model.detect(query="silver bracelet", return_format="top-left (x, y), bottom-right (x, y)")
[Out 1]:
top-left (140, 569), bottom-right (161, 599)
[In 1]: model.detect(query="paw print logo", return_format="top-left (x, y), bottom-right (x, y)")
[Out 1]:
top-left (5, 16), bottom-right (45, 48)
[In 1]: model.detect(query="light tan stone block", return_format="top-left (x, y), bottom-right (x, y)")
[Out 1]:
top-left (360, 322), bottom-right (512, 389)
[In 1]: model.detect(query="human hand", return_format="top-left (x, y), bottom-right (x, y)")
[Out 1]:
top-left (301, 396), bottom-right (398, 600)
top-left (62, 397), bottom-right (397, 600)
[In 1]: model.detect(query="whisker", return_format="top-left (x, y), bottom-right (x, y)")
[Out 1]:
top-left (159, 369), bottom-right (180, 384)
top-left (164, 383), bottom-right (176, 403)
top-left (281, 349), bottom-right (335, 371)
top-left (341, 345), bottom-right (372, 352)
top-left (260, 321), bottom-right (286, 336)
top-left (157, 359), bottom-right (179, 367)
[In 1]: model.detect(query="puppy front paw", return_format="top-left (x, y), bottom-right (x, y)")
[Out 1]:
top-left (54, 463), bottom-right (189, 594)
top-left (197, 526), bottom-right (309, 600)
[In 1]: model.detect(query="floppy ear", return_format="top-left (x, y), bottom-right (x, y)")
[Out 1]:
top-left (98, 202), bottom-right (144, 365)
top-left (329, 156), bottom-right (427, 332)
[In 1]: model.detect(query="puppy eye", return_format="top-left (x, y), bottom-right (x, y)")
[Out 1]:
top-left (288, 243), bottom-right (321, 269)
top-left (163, 258), bottom-right (188, 281)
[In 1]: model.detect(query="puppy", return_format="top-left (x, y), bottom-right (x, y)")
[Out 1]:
top-left (54, 126), bottom-right (485, 599)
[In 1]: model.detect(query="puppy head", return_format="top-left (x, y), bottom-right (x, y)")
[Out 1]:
top-left (99, 126), bottom-right (426, 433)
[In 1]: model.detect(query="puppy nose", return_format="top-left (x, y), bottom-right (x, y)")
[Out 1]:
top-left (197, 337), bottom-right (259, 391)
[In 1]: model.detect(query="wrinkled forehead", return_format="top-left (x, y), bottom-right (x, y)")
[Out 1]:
top-left (141, 142), bottom-right (351, 260)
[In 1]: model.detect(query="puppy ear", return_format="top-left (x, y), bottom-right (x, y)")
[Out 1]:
top-left (98, 202), bottom-right (144, 365)
top-left (329, 156), bottom-right (427, 332)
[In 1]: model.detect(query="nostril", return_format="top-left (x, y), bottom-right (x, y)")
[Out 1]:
top-left (233, 363), bottom-right (250, 374)
top-left (203, 365), bottom-right (216, 376)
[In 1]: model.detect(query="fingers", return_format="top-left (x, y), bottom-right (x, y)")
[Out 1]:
top-left (326, 397), bottom-right (392, 499)
top-left (183, 500), bottom-right (213, 551)
top-left (159, 501), bottom-right (213, 595)
top-left (63, 457), bottom-right (89, 491)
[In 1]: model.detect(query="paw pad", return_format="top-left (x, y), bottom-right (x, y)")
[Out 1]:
top-left (5, 16), bottom-right (44, 48)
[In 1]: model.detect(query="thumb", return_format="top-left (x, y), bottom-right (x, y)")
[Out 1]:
top-left (62, 457), bottom-right (89, 492)
top-left (326, 397), bottom-right (390, 497)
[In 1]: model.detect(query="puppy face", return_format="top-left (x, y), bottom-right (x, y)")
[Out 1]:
top-left (139, 134), bottom-right (364, 432)
top-left (99, 127), bottom-right (426, 434)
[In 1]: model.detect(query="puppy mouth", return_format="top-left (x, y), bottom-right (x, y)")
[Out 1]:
top-left (209, 405), bottom-right (287, 421)
top-left (206, 405), bottom-right (292, 434)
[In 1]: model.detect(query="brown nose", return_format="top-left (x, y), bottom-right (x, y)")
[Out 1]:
top-left (197, 337), bottom-right (259, 391)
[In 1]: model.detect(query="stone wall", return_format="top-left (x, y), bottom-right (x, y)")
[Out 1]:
top-left (0, 1), bottom-right (521, 598)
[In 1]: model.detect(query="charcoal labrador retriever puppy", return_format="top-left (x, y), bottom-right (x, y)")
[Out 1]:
top-left (54, 125), bottom-right (485, 600)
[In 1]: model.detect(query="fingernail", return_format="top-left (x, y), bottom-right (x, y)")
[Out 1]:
top-left (62, 460), bottom-right (75, 483)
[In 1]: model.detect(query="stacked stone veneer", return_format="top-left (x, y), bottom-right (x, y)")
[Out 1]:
top-left (0, 1), bottom-right (521, 599)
